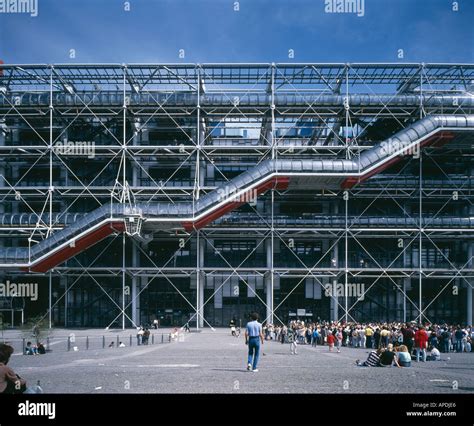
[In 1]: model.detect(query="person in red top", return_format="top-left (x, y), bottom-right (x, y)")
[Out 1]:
top-left (327, 332), bottom-right (336, 352)
top-left (414, 325), bottom-right (429, 362)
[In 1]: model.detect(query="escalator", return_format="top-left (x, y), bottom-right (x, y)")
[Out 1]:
top-left (0, 114), bottom-right (472, 273)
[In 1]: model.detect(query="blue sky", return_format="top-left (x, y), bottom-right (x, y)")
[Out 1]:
top-left (0, 0), bottom-right (472, 63)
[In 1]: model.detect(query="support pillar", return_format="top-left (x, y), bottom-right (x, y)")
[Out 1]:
top-left (61, 276), bottom-right (68, 327)
top-left (131, 245), bottom-right (140, 326)
top-left (330, 203), bottom-right (339, 322)
top-left (48, 272), bottom-right (52, 328)
top-left (139, 276), bottom-right (147, 326)
top-left (130, 123), bottom-right (141, 327)
top-left (330, 284), bottom-right (339, 322)
top-left (467, 285), bottom-right (473, 326)
top-left (468, 240), bottom-right (473, 326)
top-left (403, 278), bottom-right (409, 323)
top-left (131, 276), bottom-right (139, 326)
top-left (198, 272), bottom-right (204, 328)
top-left (196, 233), bottom-right (205, 328)
top-left (0, 125), bottom-right (4, 288)
top-left (401, 237), bottom-right (410, 323)
top-left (265, 238), bottom-right (273, 324)
top-left (122, 233), bottom-right (126, 330)
top-left (394, 279), bottom-right (403, 322)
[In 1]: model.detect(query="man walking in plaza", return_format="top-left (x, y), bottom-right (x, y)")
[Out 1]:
top-left (245, 312), bottom-right (264, 372)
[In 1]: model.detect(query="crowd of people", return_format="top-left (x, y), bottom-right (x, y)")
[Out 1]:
top-left (261, 321), bottom-right (473, 363)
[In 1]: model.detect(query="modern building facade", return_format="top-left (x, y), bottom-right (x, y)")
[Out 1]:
top-left (0, 63), bottom-right (473, 328)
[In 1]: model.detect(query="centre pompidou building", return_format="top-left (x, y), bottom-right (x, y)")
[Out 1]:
top-left (0, 63), bottom-right (473, 328)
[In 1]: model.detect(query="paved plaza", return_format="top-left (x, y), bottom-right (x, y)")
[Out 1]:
top-left (3, 328), bottom-right (474, 394)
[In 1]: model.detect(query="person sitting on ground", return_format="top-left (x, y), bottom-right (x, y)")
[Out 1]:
top-left (108, 341), bottom-right (115, 348)
top-left (118, 341), bottom-right (126, 348)
top-left (379, 344), bottom-right (401, 367)
top-left (37, 343), bottom-right (46, 355)
top-left (171, 327), bottom-right (179, 340)
top-left (356, 348), bottom-right (382, 367)
top-left (426, 346), bottom-right (441, 361)
top-left (25, 342), bottom-right (37, 355)
top-left (395, 345), bottom-right (411, 367)
top-left (0, 344), bottom-right (27, 394)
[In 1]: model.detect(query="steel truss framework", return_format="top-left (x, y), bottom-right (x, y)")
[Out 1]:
top-left (0, 63), bottom-right (473, 328)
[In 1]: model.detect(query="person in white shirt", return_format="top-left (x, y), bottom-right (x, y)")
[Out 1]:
top-left (137, 327), bottom-right (145, 345)
top-left (359, 328), bottom-right (366, 348)
top-left (427, 346), bottom-right (441, 361)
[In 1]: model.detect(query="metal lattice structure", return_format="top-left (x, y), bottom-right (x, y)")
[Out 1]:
top-left (0, 63), bottom-right (473, 328)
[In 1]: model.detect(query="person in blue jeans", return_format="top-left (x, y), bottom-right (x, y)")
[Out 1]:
top-left (245, 312), bottom-right (264, 372)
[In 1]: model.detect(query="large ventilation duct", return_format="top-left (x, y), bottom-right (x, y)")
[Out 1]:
top-left (216, 215), bottom-right (474, 228)
top-left (1, 92), bottom-right (474, 110)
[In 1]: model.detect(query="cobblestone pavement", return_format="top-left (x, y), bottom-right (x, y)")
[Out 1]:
top-left (4, 328), bottom-right (474, 393)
